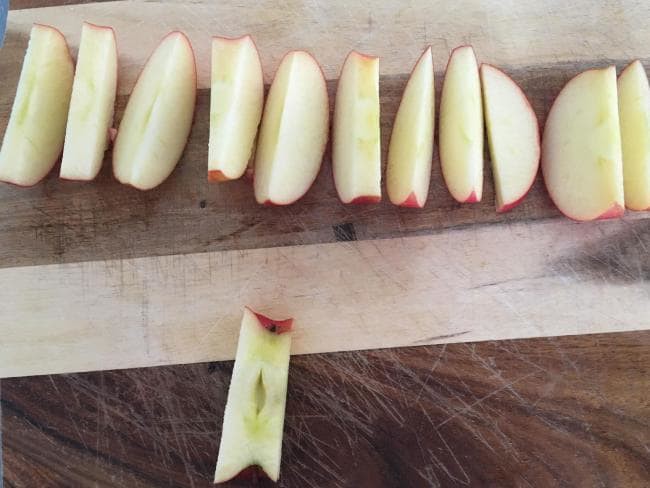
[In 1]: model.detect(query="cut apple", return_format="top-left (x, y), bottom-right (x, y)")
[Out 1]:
top-left (386, 47), bottom-right (435, 208)
top-left (439, 45), bottom-right (483, 203)
top-left (214, 307), bottom-right (293, 484)
top-left (113, 31), bottom-right (196, 190)
top-left (60, 22), bottom-right (117, 181)
top-left (618, 60), bottom-right (650, 211)
top-left (542, 66), bottom-right (624, 221)
top-left (332, 51), bottom-right (381, 204)
top-left (0, 24), bottom-right (74, 186)
top-left (253, 50), bottom-right (329, 204)
top-left (480, 63), bottom-right (540, 212)
top-left (208, 35), bottom-right (264, 182)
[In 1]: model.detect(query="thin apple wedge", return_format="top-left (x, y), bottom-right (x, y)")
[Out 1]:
top-left (60, 22), bottom-right (117, 181)
top-left (0, 24), bottom-right (74, 186)
top-left (542, 66), bottom-right (624, 221)
top-left (113, 31), bottom-right (196, 190)
top-left (386, 47), bottom-right (435, 208)
top-left (618, 60), bottom-right (650, 211)
top-left (333, 51), bottom-right (381, 204)
top-left (208, 35), bottom-right (264, 182)
top-left (214, 307), bottom-right (293, 484)
top-left (480, 64), bottom-right (540, 212)
top-left (439, 45), bottom-right (483, 203)
top-left (253, 51), bottom-right (329, 205)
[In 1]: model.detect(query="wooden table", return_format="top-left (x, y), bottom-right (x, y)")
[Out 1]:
top-left (2, 0), bottom-right (650, 486)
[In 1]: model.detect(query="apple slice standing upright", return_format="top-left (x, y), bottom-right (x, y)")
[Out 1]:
top-left (386, 47), bottom-right (435, 208)
top-left (253, 50), bottom-right (329, 205)
top-left (542, 66), bottom-right (624, 221)
top-left (333, 51), bottom-right (381, 204)
top-left (60, 22), bottom-right (117, 181)
top-left (618, 60), bottom-right (650, 211)
top-left (113, 31), bottom-right (196, 190)
top-left (214, 307), bottom-right (293, 484)
top-left (480, 64), bottom-right (540, 212)
top-left (208, 35), bottom-right (264, 182)
top-left (0, 24), bottom-right (74, 186)
top-left (439, 45), bottom-right (483, 203)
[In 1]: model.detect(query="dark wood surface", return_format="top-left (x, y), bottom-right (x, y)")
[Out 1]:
top-left (3, 332), bottom-right (650, 487)
top-left (2, 2), bottom-right (650, 487)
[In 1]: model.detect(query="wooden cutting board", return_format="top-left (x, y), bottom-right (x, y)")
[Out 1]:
top-left (1, 0), bottom-right (649, 379)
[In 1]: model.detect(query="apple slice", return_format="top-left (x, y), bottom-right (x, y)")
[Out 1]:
top-left (480, 63), bottom-right (540, 212)
top-left (618, 60), bottom-right (650, 211)
top-left (60, 22), bottom-right (117, 181)
top-left (386, 47), bottom-right (435, 208)
top-left (439, 45), bottom-right (483, 203)
top-left (332, 51), bottom-right (381, 204)
top-left (113, 31), bottom-right (196, 190)
top-left (542, 66), bottom-right (624, 221)
top-left (214, 307), bottom-right (293, 484)
top-left (208, 35), bottom-right (264, 182)
top-left (253, 50), bottom-right (329, 205)
top-left (0, 24), bottom-right (74, 186)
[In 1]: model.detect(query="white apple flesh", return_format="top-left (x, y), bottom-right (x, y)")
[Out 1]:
top-left (618, 60), bottom-right (650, 211)
top-left (253, 50), bottom-right (329, 205)
top-left (542, 66), bottom-right (624, 221)
top-left (208, 35), bottom-right (264, 182)
top-left (386, 47), bottom-right (435, 208)
top-left (0, 24), bottom-right (74, 186)
top-left (60, 22), bottom-right (117, 181)
top-left (214, 307), bottom-right (293, 484)
top-left (439, 45), bottom-right (483, 203)
top-left (113, 31), bottom-right (196, 190)
top-left (333, 51), bottom-right (381, 204)
top-left (480, 63), bottom-right (540, 212)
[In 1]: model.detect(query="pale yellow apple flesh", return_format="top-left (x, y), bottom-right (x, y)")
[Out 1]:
top-left (481, 64), bottom-right (540, 212)
top-left (60, 22), bottom-right (117, 181)
top-left (333, 51), bottom-right (381, 204)
top-left (113, 32), bottom-right (196, 190)
top-left (253, 51), bottom-right (329, 205)
top-left (542, 66), bottom-right (624, 221)
top-left (0, 24), bottom-right (74, 186)
top-left (208, 35), bottom-right (264, 182)
top-left (214, 307), bottom-right (293, 484)
top-left (386, 47), bottom-right (434, 208)
top-left (439, 45), bottom-right (483, 203)
top-left (618, 60), bottom-right (650, 211)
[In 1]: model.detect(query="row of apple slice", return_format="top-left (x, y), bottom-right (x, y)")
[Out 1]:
top-left (544, 62), bottom-right (650, 219)
top-left (444, 49), bottom-right (650, 218)
top-left (210, 40), bottom-right (538, 210)
top-left (1, 25), bottom-right (649, 217)
top-left (0, 23), bottom-right (196, 190)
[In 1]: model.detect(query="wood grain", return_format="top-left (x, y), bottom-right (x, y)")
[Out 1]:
top-left (3, 332), bottom-right (649, 487)
top-left (2, 216), bottom-right (649, 378)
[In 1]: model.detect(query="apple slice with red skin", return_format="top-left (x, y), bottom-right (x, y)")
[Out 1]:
top-left (208, 35), bottom-right (264, 182)
top-left (112, 31), bottom-right (196, 190)
top-left (618, 60), bottom-right (650, 211)
top-left (386, 46), bottom-right (435, 208)
top-left (214, 307), bottom-right (293, 484)
top-left (333, 50), bottom-right (381, 204)
top-left (439, 45), bottom-right (484, 203)
top-left (60, 22), bottom-right (117, 181)
top-left (0, 24), bottom-right (74, 186)
top-left (542, 66), bottom-right (624, 221)
top-left (253, 50), bottom-right (329, 205)
top-left (480, 63), bottom-right (540, 212)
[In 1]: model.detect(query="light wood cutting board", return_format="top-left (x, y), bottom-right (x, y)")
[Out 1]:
top-left (1, 0), bottom-right (649, 378)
